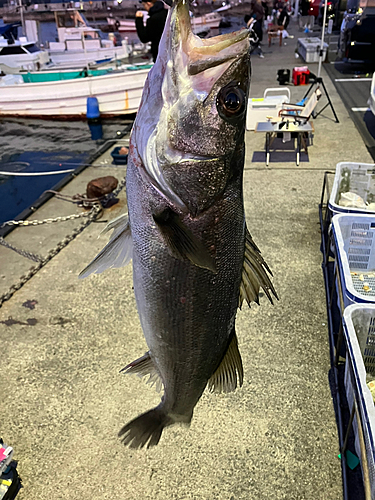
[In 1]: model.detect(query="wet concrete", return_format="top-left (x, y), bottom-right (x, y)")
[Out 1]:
top-left (1, 20), bottom-right (373, 500)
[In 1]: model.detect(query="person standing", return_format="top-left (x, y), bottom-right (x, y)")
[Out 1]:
top-left (299, 0), bottom-right (310, 30)
top-left (135, 0), bottom-right (168, 62)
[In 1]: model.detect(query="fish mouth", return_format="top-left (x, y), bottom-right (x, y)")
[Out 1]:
top-left (174, 0), bottom-right (249, 78)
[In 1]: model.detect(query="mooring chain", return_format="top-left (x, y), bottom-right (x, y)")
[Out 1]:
top-left (0, 238), bottom-right (43, 263)
top-left (0, 212), bottom-right (93, 229)
top-left (0, 173), bottom-right (127, 308)
top-left (0, 204), bottom-right (102, 308)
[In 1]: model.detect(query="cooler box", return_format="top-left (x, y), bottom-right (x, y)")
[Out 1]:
top-left (297, 37), bottom-right (328, 63)
top-left (246, 87), bottom-right (291, 131)
top-left (332, 213), bottom-right (375, 308)
top-left (329, 162), bottom-right (375, 217)
top-left (292, 66), bottom-right (310, 86)
top-left (343, 304), bottom-right (375, 499)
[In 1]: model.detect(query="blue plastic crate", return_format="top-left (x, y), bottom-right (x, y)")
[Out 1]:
top-left (332, 213), bottom-right (375, 308)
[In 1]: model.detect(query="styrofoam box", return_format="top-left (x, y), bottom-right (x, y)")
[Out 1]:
top-left (297, 37), bottom-right (328, 63)
top-left (329, 162), bottom-right (375, 217)
top-left (343, 304), bottom-right (375, 498)
top-left (332, 213), bottom-right (375, 308)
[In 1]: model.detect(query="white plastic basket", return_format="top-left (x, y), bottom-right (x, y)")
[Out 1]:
top-left (332, 214), bottom-right (375, 308)
top-left (329, 162), bottom-right (375, 218)
top-left (343, 304), bottom-right (375, 498)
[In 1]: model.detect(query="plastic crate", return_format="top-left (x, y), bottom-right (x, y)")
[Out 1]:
top-left (343, 304), bottom-right (375, 498)
top-left (329, 162), bottom-right (375, 217)
top-left (332, 214), bottom-right (375, 308)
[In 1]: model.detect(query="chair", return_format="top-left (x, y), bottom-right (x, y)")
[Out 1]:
top-left (267, 24), bottom-right (282, 47)
top-left (277, 87), bottom-right (322, 124)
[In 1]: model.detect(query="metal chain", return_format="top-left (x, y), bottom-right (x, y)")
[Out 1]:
top-left (0, 237), bottom-right (42, 262)
top-left (112, 175), bottom-right (127, 198)
top-left (0, 204), bottom-right (102, 308)
top-left (0, 172), bottom-right (127, 308)
top-left (0, 211), bottom-right (93, 229)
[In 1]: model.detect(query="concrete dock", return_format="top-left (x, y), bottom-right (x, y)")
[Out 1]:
top-left (1, 19), bottom-right (373, 500)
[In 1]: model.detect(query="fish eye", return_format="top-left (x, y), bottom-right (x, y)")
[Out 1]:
top-left (217, 84), bottom-right (246, 122)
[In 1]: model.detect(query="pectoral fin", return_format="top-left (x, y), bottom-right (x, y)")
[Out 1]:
top-left (239, 227), bottom-right (278, 308)
top-left (79, 213), bottom-right (132, 279)
top-left (153, 208), bottom-right (216, 273)
top-left (208, 332), bottom-right (243, 394)
top-left (120, 352), bottom-right (163, 393)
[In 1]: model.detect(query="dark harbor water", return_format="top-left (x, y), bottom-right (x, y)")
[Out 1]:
top-left (0, 15), bottom-right (246, 225)
top-left (0, 118), bottom-right (131, 224)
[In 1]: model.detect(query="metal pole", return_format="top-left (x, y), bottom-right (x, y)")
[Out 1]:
top-left (18, 0), bottom-right (25, 36)
top-left (318, 0), bottom-right (328, 78)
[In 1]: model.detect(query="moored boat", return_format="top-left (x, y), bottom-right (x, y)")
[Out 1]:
top-left (48, 10), bottom-right (132, 66)
top-left (0, 64), bottom-right (152, 119)
top-left (0, 23), bottom-right (50, 72)
top-left (109, 10), bottom-right (222, 34)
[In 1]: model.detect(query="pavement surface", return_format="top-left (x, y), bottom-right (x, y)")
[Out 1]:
top-left (1, 19), bottom-right (374, 500)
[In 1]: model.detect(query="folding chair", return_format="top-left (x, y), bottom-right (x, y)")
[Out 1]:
top-left (278, 87), bottom-right (322, 124)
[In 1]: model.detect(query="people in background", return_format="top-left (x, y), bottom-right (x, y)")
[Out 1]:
top-left (245, 13), bottom-right (264, 58)
top-left (277, 4), bottom-right (290, 30)
top-left (135, 0), bottom-right (168, 62)
top-left (299, 0), bottom-right (310, 30)
top-left (249, 0), bottom-right (265, 23)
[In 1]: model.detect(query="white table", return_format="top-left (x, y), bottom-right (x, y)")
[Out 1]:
top-left (255, 120), bottom-right (314, 166)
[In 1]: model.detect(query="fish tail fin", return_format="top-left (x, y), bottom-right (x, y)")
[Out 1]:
top-left (118, 406), bottom-right (173, 449)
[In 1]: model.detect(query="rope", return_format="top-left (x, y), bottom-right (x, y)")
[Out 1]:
top-left (0, 169), bottom-right (75, 176)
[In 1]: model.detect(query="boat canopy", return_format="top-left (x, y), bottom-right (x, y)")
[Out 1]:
top-left (0, 23), bottom-right (21, 43)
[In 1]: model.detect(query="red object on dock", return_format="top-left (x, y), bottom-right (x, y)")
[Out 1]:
top-left (292, 66), bottom-right (310, 86)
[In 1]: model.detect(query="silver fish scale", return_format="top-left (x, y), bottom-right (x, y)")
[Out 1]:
top-left (126, 155), bottom-right (245, 419)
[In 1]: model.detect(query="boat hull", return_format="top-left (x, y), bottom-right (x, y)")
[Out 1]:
top-left (0, 69), bottom-right (150, 119)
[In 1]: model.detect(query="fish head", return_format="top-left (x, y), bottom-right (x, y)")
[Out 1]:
top-left (132, 0), bottom-right (250, 214)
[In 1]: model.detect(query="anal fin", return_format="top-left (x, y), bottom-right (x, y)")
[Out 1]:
top-left (208, 332), bottom-right (244, 394)
top-left (120, 352), bottom-right (163, 393)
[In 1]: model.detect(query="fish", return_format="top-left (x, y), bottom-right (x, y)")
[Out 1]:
top-left (79, 0), bottom-right (278, 449)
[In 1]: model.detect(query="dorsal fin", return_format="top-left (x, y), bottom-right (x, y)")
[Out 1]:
top-left (79, 213), bottom-right (132, 279)
top-left (120, 352), bottom-right (163, 393)
top-left (239, 227), bottom-right (278, 308)
top-left (207, 332), bottom-right (243, 394)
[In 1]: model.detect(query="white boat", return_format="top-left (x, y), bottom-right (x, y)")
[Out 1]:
top-left (0, 64), bottom-right (151, 119)
top-left (111, 10), bottom-right (222, 34)
top-left (191, 11), bottom-right (222, 31)
top-left (107, 15), bottom-right (148, 33)
top-left (369, 72), bottom-right (375, 116)
top-left (48, 10), bottom-right (131, 66)
top-left (0, 27), bottom-right (50, 71)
